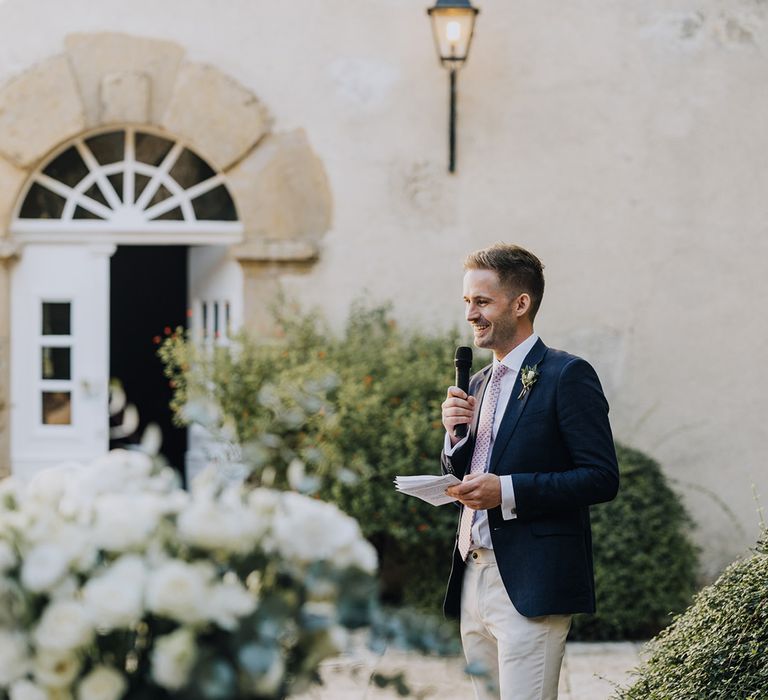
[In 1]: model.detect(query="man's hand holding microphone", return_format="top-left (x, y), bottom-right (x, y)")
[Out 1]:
top-left (442, 347), bottom-right (502, 510)
top-left (442, 385), bottom-right (476, 447)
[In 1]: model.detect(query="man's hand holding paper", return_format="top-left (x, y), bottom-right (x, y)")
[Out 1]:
top-left (445, 472), bottom-right (502, 510)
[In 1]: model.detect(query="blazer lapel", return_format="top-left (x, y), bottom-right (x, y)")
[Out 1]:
top-left (489, 339), bottom-right (548, 473)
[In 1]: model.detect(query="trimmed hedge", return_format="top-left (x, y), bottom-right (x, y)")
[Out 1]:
top-left (616, 536), bottom-right (768, 699)
top-left (161, 303), bottom-right (698, 640)
top-left (570, 444), bottom-right (699, 640)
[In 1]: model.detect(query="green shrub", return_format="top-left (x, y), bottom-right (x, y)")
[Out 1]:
top-left (570, 444), bottom-right (699, 640)
top-left (160, 303), bottom-right (698, 638)
top-left (616, 536), bottom-right (768, 700)
top-left (158, 316), bottom-right (345, 491)
top-left (160, 302), bottom-right (461, 607)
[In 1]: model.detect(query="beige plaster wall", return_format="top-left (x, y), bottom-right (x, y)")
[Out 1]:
top-left (0, 29), bottom-right (332, 476)
top-left (0, 259), bottom-right (12, 479)
top-left (0, 0), bottom-right (766, 577)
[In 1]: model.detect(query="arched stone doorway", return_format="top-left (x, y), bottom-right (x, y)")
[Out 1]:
top-left (0, 32), bottom-right (332, 477)
top-left (9, 126), bottom-right (243, 478)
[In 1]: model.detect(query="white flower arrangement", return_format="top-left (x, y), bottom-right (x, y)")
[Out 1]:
top-left (0, 450), bottom-right (378, 700)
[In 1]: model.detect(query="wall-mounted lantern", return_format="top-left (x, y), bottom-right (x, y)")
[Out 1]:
top-left (427, 0), bottom-right (480, 173)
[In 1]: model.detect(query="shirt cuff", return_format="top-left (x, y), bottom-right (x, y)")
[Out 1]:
top-left (500, 475), bottom-right (517, 520)
top-left (444, 432), bottom-right (468, 456)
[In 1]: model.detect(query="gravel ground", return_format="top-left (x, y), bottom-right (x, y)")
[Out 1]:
top-left (295, 640), bottom-right (644, 699)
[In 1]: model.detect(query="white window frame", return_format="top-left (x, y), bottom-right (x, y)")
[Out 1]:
top-left (37, 297), bottom-right (76, 434)
top-left (10, 127), bottom-right (244, 245)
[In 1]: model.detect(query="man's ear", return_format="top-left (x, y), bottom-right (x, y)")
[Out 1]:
top-left (515, 293), bottom-right (532, 318)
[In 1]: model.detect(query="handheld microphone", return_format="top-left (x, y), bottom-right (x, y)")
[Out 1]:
top-left (453, 346), bottom-right (473, 439)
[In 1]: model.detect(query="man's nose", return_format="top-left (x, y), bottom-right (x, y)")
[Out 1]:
top-left (466, 304), bottom-right (479, 321)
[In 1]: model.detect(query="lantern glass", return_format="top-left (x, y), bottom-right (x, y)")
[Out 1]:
top-left (428, 7), bottom-right (478, 67)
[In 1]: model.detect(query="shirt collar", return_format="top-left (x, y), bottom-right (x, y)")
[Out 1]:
top-left (493, 333), bottom-right (539, 375)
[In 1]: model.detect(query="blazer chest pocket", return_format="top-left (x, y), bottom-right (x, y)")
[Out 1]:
top-left (530, 519), bottom-right (583, 537)
top-left (515, 408), bottom-right (553, 435)
top-left (517, 407), bottom-right (548, 423)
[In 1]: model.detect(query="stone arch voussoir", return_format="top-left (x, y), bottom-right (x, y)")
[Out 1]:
top-left (0, 31), bottom-right (331, 246)
top-left (0, 31), bottom-right (333, 375)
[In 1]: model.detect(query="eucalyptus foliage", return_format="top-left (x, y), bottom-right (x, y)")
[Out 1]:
top-left (616, 536), bottom-right (768, 700)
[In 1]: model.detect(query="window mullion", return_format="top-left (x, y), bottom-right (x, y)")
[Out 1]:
top-left (36, 174), bottom-right (111, 220)
top-left (184, 174), bottom-right (225, 201)
top-left (142, 176), bottom-right (186, 220)
top-left (180, 198), bottom-right (195, 221)
top-left (62, 189), bottom-right (113, 220)
top-left (134, 142), bottom-right (185, 211)
top-left (75, 140), bottom-right (123, 210)
top-left (124, 128), bottom-right (136, 206)
top-left (14, 128), bottom-right (241, 234)
top-left (35, 173), bottom-right (75, 202)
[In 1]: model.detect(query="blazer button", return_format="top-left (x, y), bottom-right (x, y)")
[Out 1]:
top-left (471, 551), bottom-right (478, 560)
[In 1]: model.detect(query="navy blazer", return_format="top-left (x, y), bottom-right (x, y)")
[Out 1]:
top-left (441, 338), bottom-right (619, 619)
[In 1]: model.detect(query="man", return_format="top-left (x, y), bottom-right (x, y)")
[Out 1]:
top-left (441, 243), bottom-right (619, 700)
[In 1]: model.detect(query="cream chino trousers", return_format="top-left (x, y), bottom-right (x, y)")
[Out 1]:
top-left (460, 548), bottom-right (571, 700)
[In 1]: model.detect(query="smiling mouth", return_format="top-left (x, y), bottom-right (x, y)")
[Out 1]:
top-left (472, 324), bottom-right (490, 333)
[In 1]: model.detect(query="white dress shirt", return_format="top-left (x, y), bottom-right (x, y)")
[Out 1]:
top-left (444, 333), bottom-right (539, 550)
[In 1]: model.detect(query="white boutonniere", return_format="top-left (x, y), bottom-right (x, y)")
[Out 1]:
top-left (517, 364), bottom-right (540, 400)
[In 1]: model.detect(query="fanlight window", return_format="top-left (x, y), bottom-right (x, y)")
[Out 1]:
top-left (12, 128), bottom-right (241, 240)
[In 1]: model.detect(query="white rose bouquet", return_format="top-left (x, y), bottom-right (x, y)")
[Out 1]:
top-left (0, 450), bottom-right (378, 700)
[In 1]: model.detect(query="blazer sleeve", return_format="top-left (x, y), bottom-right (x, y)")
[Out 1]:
top-left (511, 357), bottom-right (619, 518)
top-left (441, 437), bottom-right (470, 477)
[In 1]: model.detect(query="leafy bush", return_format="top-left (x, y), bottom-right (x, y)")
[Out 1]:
top-left (160, 303), bottom-right (461, 609)
top-left (616, 536), bottom-right (768, 700)
top-left (570, 444), bottom-right (699, 640)
top-left (160, 303), bottom-right (698, 639)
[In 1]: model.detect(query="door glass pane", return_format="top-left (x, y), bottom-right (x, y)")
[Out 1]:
top-left (134, 173), bottom-right (151, 203)
top-left (135, 132), bottom-right (173, 166)
top-left (72, 206), bottom-right (102, 219)
top-left (83, 182), bottom-right (110, 208)
top-left (73, 205), bottom-right (104, 220)
top-left (107, 173), bottom-right (124, 202)
top-left (85, 131), bottom-right (125, 165)
top-left (42, 392), bottom-right (72, 425)
top-left (42, 146), bottom-right (89, 188)
top-left (42, 347), bottom-right (71, 380)
top-left (42, 302), bottom-right (71, 335)
top-left (169, 148), bottom-right (215, 189)
top-left (146, 184), bottom-right (173, 208)
top-left (151, 206), bottom-right (184, 221)
top-left (18, 183), bottom-right (66, 219)
top-left (191, 185), bottom-right (237, 221)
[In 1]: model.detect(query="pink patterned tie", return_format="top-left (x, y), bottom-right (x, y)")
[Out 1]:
top-left (457, 363), bottom-right (509, 560)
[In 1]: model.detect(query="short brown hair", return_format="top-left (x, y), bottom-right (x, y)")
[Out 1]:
top-left (464, 243), bottom-right (545, 320)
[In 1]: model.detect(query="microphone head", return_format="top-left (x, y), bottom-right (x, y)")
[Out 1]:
top-left (454, 345), bottom-right (473, 366)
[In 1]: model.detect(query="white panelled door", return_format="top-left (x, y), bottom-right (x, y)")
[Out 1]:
top-left (10, 244), bottom-right (113, 478)
top-left (185, 245), bottom-right (243, 482)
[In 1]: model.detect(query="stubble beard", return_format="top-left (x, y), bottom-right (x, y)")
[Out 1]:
top-left (472, 319), bottom-right (517, 357)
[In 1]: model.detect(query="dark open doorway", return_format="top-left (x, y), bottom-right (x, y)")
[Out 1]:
top-left (110, 245), bottom-right (188, 474)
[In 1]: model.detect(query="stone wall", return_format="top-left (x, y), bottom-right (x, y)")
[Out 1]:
top-left (0, 0), bottom-right (766, 576)
top-left (0, 30), bottom-right (333, 478)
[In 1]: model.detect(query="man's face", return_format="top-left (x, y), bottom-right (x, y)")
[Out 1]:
top-left (463, 269), bottom-right (521, 360)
